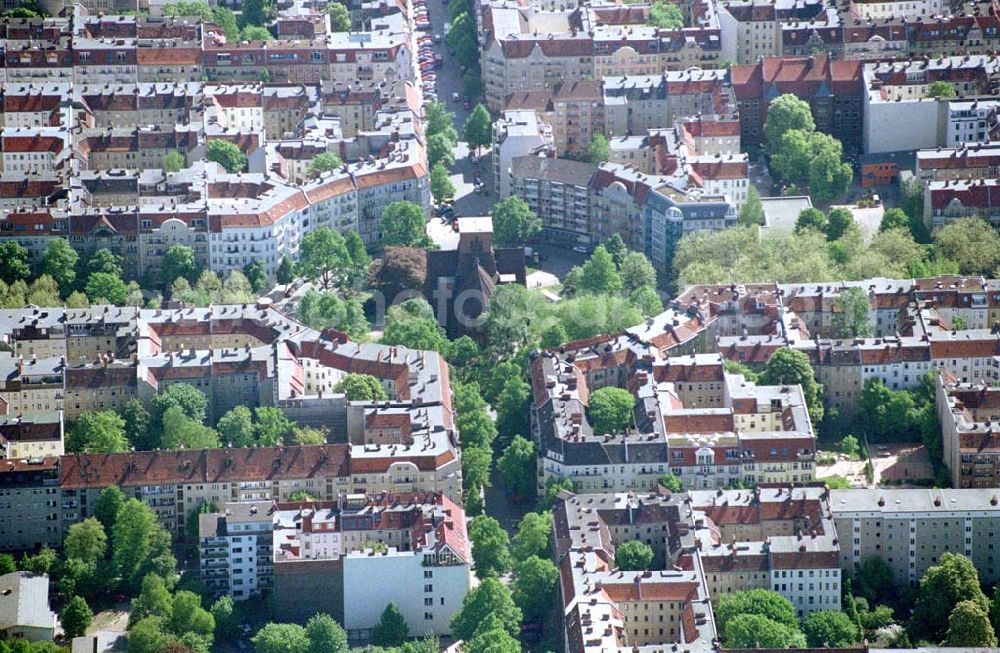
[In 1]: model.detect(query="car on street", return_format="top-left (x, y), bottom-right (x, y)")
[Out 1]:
top-left (433, 33), bottom-right (442, 42)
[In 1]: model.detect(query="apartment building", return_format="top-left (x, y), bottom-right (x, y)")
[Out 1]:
top-left (0, 457), bottom-right (61, 551)
top-left (863, 56), bottom-right (1000, 154)
top-left (830, 488), bottom-right (1000, 585)
top-left (0, 412), bottom-right (64, 460)
top-left (204, 493), bottom-right (470, 638)
top-left (530, 338), bottom-right (816, 493)
top-left (691, 485), bottom-right (841, 616)
top-left (198, 501), bottom-right (275, 600)
top-left (510, 156), bottom-right (737, 270)
top-left (480, 3), bottom-right (721, 111)
top-left (0, 302), bottom-right (461, 548)
top-left (730, 55), bottom-right (864, 153)
top-left (937, 376), bottom-right (1000, 489)
top-left (491, 110), bottom-right (554, 197)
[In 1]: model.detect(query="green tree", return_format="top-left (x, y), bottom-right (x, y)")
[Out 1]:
top-left (371, 603), bottom-right (409, 647)
top-left (380, 201), bottom-right (428, 247)
top-left (925, 80), bottom-right (957, 99)
top-left (911, 552), bottom-right (990, 641)
top-left (588, 387), bottom-right (635, 434)
top-left (297, 227), bottom-right (351, 290)
top-left (760, 348), bottom-right (823, 424)
top-left (614, 540), bottom-right (654, 571)
top-left (430, 163), bottom-right (455, 203)
top-left (462, 445), bottom-right (492, 492)
top-left (277, 255), bottom-right (294, 285)
top-left (241, 0), bottom-right (273, 25)
top-left (217, 405), bottom-right (255, 448)
top-left (463, 104), bottom-right (493, 153)
top-left (578, 246), bottom-right (622, 294)
top-left (69, 411), bottom-right (129, 454)
top-left (464, 624), bottom-right (520, 653)
top-left (170, 591), bottom-right (215, 644)
top-left (163, 150), bottom-right (185, 173)
top-left (462, 70), bottom-right (483, 99)
top-left (41, 238), bottom-right (78, 294)
top-left (424, 101), bottom-right (458, 143)
top-left (589, 133), bottom-right (610, 164)
top-left (716, 589), bottom-right (799, 633)
top-left (161, 406), bottom-right (218, 449)
top-left (491, 196), bottom-right (541, 247)
top-left (469, 515), bottom-right (513, 578)
top-left (0, 242), bottom-right (30, 284)
top-left (739, 185), bottom-right (765, 227)
top-left (150, 383), bottom-right (208, 426)
top-left (206, 140), bottom-right (246, 174)
top-left (825, 207), bottom-right (855, 240)
top-left (945, 600), bottom-right (998, 646)
top-left (649, 0), bottom-right (683, 27)
top-left (128, 616), bottom-right (170, 653)
top-left (833, 287), bottom-right (873, 338)
top-left (496, 377), bottom-right (531, 442)
top-left (540, 323), bottom-right (569, 349)
top-left (334, 374), bottom-right (388, 401)
top-left (619, 251), bottom-right (657, 293)
top-left (211, 6), bottom-right (239, 40)
top-left (724, 614), bottom-right (807, 649)
top-left (512, 555), bottom-right (558, 622)
top-left (254, 407), bottom-right (293, 447)
top-left (764, 94), bottom-right (815, 150)
top-left (211, 596), bottom-right (239, 641)
top-left (381, 304), bottom-right (448, 353)
top-left (858, 379), bottom-right (918, 442)
top-left (87, 248), bottom-right (123, 277)
top-left (307, 152), bottom-right (343, 177)
top-left (64, 518), bottom-right (107, 566)
top-left (161, 244), bottom-right (201, 288)
top-left (658, 473), bottom-right (683, 492)
top-left (809, 148), bottom-right (853, 202)
top-left (427, 133), bottom-right (456, 169)
top-left (162, 1), bottom-right (212, 18)
top-left (879, 207), bottom-right (909, 232)
top-left (85, 272), bottom-right (128, 305)
top-left (327, 2), bottom-right (350, 30)
top-left (839, 434), bottom-right (860, 458)
top-left (306, 613), bottom-right (348, 653)
top-left (241, 24), bottom-right (273, 40)
top-left (112, 499), bottom-right (176, 593)
top-left (604, 233), bottom-right (627, 268)
top-left (512, 511), bottom-right (551, 562)
top-left (60, 596), bottom-right (93, 638)
top-left (296, 290), bottom-right (368, 338)
top-left (121, 400), bottom-right (154, 450)
top-left (94, 486), bottom-right (126, 533)
top-left (802, 610), bottom-right (859, 647)
top-left (934, 216), bottom-right (1000, 276)
top-left (252, 623), bottom-right (310, 653)
top-left (0, 554), bottom-right (15, 575)
top-left (242, 260), bottom-right (267, 293)
top-left (795, 207), bottom-right (827, 234)
top-left (450, 578), bottom-right (522, 640)
top-left (497, 435), bottom-right (536, 498)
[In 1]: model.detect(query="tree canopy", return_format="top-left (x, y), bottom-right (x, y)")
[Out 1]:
top-left (512, 555), bottom-right (559, 622)
top-left (588, 387), bottom-right (635, 434)
top-left (648, 0), bottom-right (683, 27)
top-left (911, 553), bottom-right (990, 641)
top-left (381, 201), bottom-right (429, 247)
top-left (334, 374), bottom-right (388, 401)
top-left (468, 515), bottom-right (513, 578)
top-left (802, 610), bottom-right (859, 647)
top-left (491, 197), bottom-right (541, 247)
top-left (614, 540), bottom-right (654, 571)
top-left (206, 140), bottom-right (247, 174)
top-left (764, 94), bottom-right (815, 149)
top-left (463, 105), bottom-right (493, 152)
top-left (370, 603), bottom-right (409, 647)
top-left (450, 578), bottom-right (522, 640)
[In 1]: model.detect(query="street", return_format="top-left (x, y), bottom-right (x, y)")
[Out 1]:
top-left (423, 0), bottom-right (496, 249)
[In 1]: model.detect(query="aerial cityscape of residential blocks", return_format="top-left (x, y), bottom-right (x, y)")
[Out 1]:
top-left (4, 0), bottom-right (1000, 651)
